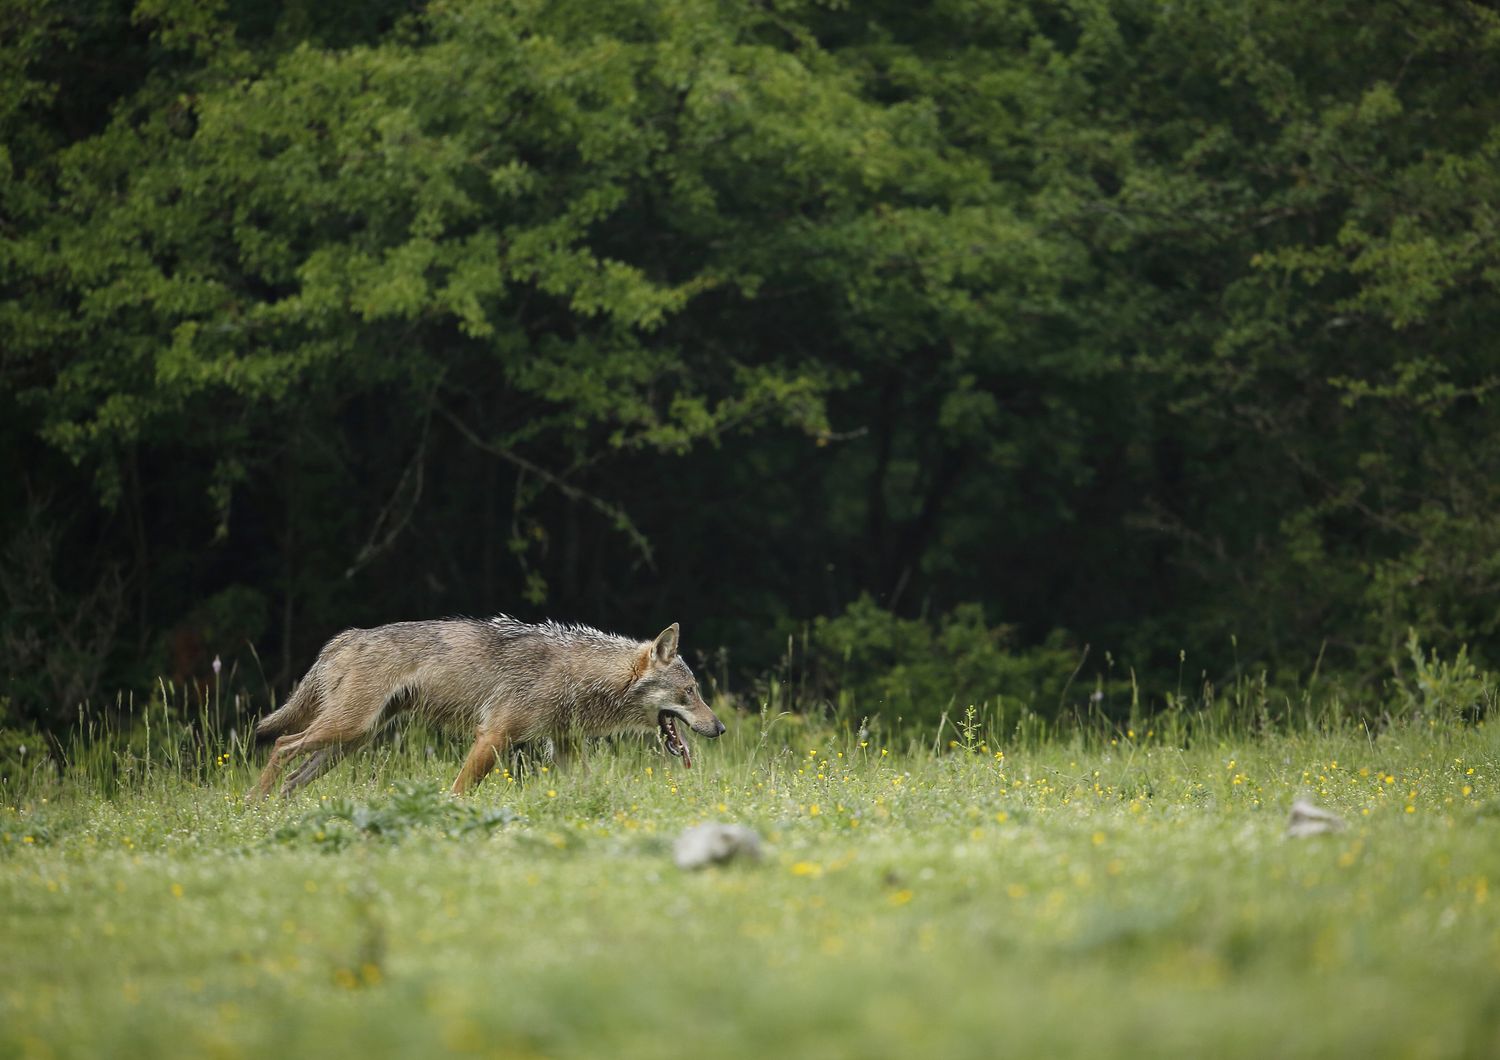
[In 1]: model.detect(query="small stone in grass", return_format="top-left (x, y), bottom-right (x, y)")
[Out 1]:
top-left (1286, 798), bottom-right (1346, 838)
top-left (673, 823), bottom-right (763, 870)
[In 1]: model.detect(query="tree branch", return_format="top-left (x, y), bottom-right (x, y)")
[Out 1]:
top-left (437, 405), bottom-right (655, 570)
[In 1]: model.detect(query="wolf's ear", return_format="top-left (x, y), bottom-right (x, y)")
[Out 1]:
top-left (651, 623), bottom-right (680, 665)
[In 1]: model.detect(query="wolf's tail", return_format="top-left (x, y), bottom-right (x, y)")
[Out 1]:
top-left (255, 675), bottom-right (321, 745)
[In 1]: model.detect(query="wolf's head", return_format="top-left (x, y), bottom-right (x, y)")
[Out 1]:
top-left (631, 623), bottom-right (724, 767)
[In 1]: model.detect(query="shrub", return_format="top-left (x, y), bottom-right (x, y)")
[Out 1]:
top-left (804, 597), bottom-right (1084, 727)
top-left (1396, 629), bottom-right (1494, 721)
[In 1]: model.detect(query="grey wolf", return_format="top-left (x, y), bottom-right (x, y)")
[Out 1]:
top-left (252, 617), bottom-right (724, 797)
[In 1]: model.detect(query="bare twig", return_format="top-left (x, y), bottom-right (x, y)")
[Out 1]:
top-left (437, 405), bottom-right (655, 569)
top-left (344, 411), bottom-right (431, 579)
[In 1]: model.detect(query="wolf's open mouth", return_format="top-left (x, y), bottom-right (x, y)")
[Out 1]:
top-left (658, 710), bottom-right (692, 769)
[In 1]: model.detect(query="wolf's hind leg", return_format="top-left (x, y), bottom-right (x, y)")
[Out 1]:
top-left (253, 732), bottom-right (309, 800)
top-left (257, 692), bottom-right (387, 799)
top-left (279, 743), bottom-right (355, 797)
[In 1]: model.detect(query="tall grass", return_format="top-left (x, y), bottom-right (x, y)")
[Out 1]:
top-left (4, 664), bottom-right (1499, 1059)
top-left (5, 642), bottom-right (1489, 807)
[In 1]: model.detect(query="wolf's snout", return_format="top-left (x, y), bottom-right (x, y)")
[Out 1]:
top-left (712, 718), bottom-right (726, 737)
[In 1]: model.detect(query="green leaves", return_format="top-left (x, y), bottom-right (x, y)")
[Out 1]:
top-left (271, 782), bottom-right (519, 850)
top-left (5, 0), bottom-right (1500, 717)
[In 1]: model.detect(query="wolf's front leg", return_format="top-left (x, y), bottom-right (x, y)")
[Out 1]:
top-left (451, 725), bottom-right (514, 794)
top-left (548, 733), bottom-right (592, 776)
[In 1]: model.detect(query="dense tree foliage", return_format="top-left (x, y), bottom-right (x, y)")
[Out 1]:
top-left (3, 0), bottom-right (1497, 729)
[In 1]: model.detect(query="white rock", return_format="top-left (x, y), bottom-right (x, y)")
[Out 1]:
top-left (673, 823), bottom-right (763, 870)
top-left (1286, 798), bottom-right (1346, 838)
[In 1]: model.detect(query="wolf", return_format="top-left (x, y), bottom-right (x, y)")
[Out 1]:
top-left (252, 617), bottom-right (724, 798)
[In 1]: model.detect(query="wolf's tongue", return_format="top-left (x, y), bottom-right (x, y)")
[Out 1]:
top-left (679, 727), bottom-right (692, 770)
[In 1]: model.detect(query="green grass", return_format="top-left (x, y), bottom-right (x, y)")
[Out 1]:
top-left (4, 710), bottom-right (1500, 1059)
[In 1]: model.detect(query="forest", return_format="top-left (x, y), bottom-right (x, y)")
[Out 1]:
top-left (3, 0), bottom-right (1498, 736)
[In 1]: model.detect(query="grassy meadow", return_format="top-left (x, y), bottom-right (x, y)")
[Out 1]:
top-left (3, 702), bottom-right (1500, 1059)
